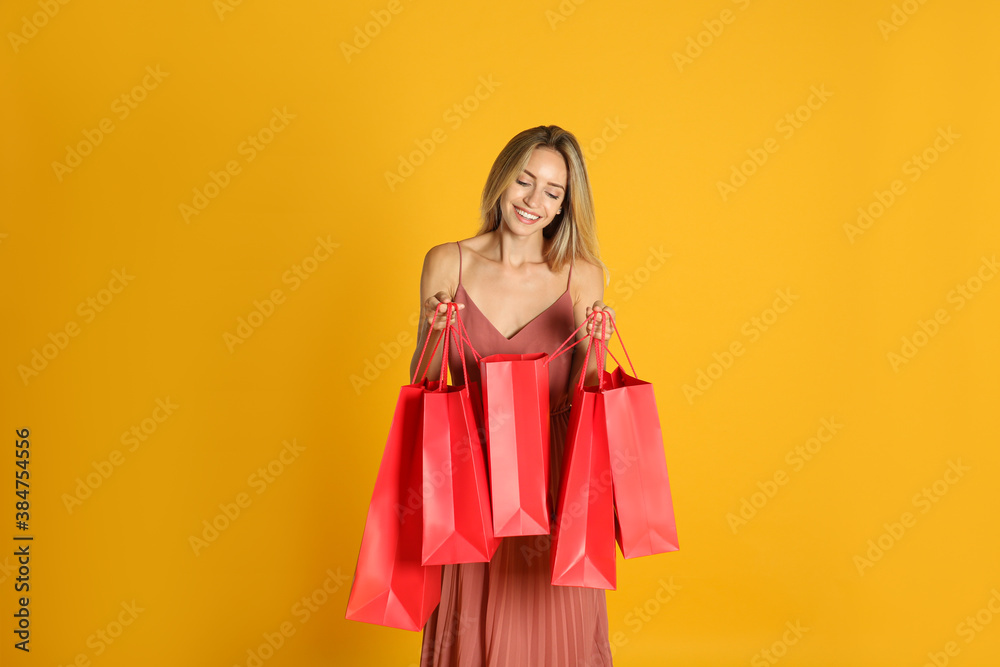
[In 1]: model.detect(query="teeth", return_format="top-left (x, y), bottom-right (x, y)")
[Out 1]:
top-left (516, 207), bottom-right (540, 220)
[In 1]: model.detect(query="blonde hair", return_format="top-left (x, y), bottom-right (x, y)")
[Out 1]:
top-left (477, 125), bottom-right (606, 279)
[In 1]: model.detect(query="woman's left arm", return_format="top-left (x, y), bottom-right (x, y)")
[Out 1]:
top-left (567, 261), bottom-right (615, 391)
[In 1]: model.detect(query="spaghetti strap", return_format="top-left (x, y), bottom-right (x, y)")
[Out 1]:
top-left (566, 260), bottom-right (573, 291)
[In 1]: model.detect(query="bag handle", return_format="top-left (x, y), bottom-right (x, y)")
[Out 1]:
top-left (546, 315), bottom-right (593, 366)
top-left (581, 312), bottom-right (611, 390)
top-left (547, 310), bottom-right (609, 390)
top-left (546, 310), bottom-right (636, 387)
top-left (576, 311), bottom-right (635, 378)
top-left (411, 302), bottom-right (482, 390)
top-left (452, 306), bottom-right (482, 364)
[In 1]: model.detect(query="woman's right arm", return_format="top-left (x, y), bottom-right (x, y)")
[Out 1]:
top-left (409, 243), bottom-right (464, 384)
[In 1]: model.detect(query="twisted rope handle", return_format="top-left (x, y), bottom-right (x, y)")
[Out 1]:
top-left (578, 311), bottom-right (636, 378)
top-left (411, 301), bottom-right (482, 389)
top-left (453, 305), bottom-right (482, 364)
top-left (411, 304), bottom-right (446, 385)
top-left (545, 310), bottom-right (637, 388)
top-left (602, 311), bottom-right (637, 377)
top-left (545, 310), bottom-right (635, 376)
top-left (579, 312), bottom-right (609, 391)
top-left (545, 315), bottom-right (593, 366)
top-left (546, 310), bottom-right (609, 390)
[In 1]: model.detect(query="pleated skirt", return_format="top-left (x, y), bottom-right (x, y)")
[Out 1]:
top-left (419, 406), bottom-right (614, 667)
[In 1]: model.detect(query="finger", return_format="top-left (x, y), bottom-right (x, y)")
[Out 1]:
top-left (426, 302), bottom-right (443, 325)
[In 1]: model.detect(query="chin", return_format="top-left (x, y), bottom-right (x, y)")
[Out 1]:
top-left (506, 219), bottom-right (548, 236)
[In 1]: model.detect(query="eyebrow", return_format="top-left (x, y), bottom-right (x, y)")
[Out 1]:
top-left (523, 169), bottom-right (565, 190)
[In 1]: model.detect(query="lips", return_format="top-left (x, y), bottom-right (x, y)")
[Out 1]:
top-left (513, 205), bottom-right (541, 224)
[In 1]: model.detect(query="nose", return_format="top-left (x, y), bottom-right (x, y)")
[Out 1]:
top-left (523, 188), bottom-right (541, 209)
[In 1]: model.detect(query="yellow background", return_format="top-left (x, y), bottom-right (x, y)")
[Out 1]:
top-left (3, 0), bottom-right (999, 665)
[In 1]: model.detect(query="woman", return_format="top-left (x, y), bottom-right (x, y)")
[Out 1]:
top-left (410, 125), bottom-right (616, 667)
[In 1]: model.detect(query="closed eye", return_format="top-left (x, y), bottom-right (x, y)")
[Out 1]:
top-left (516, 179), bottom-right (561, 200)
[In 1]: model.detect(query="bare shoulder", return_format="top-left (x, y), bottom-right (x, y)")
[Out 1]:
top-left (570, 258), bottom-right (605, 302)
top-left (420, 241), bottom-right (462, 297)
top-left (423, 241), bottom-right (459, 270)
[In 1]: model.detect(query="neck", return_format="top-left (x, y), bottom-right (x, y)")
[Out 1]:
top-left (488, 226), bottom-right (547, 268)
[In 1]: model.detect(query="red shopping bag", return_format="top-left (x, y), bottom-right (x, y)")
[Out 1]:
top-left (420, 303), bottom-right (500, 565)
top-left (549, 323), bottom-right (617, 590)
top-left (345, 382), bottom-right (442, 631)
top-left (601, 316), bottom-right (679, 559)
top-left (478, 352), bottom-right (551, 536)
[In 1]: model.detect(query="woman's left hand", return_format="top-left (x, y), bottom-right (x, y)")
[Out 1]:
top-left (584, 301), bottom-right (616, 340)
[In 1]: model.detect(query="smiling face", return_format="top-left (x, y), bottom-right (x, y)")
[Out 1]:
top-left (498, 146), bottom-right (567, 235)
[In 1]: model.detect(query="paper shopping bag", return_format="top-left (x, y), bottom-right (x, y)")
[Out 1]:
top-left (551, 325), bottom-right (616, 589)
top-left (478, 352), bottom-right (551, 537)
top-left (420, 303), bottom-right (500, 565)
top-left (345, 383), bottom-right (442, 631)
top-left (549, 378), bottom-right (617, 590)
top-left (420, 384), bottom-right (500, 565)
top-left (605, 365), bottom-right (679, 558)
top-left (549, 317), bottom-right (617, 589)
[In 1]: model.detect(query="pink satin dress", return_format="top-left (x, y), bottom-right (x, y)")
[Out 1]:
top-left (419, 241), bottom-right (614, 667)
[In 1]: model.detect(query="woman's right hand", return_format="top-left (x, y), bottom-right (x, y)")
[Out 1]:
top-left (423, 291), bottom-right (465, 331)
